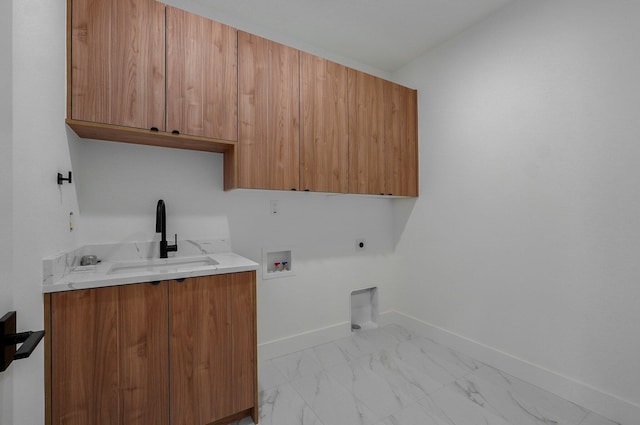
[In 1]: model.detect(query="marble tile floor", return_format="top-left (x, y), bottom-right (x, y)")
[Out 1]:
top-left (231, 324), bottom-right (620, 425)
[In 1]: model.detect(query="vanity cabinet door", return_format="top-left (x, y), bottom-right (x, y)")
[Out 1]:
top-left (69, 0), bottom-right (166, 130)
top-left (229, 272), bottom-right (258, 414)
top-left (49, 283), bottom-right (169, 425)
top-left (169, 272), bottom-right (257, 425)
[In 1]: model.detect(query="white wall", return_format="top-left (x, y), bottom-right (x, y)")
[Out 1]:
top-left (392, 0), bottom-right (640, 422)
top-left (11, 0), bottom-right (81, 424)
top-left (0, 1), bottom-right (14, 423)
top-left (72, 138), bottom-right (398, 353)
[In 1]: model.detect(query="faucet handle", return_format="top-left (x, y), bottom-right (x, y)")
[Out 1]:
top-left (168, 234), bottom-right (178, 253)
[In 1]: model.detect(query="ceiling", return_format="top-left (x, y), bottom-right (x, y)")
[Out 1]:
top-left (182, 0), bottom-right (512, 73)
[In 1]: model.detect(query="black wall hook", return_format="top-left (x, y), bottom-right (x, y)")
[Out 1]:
top-left (57, 171), bottom-right (72, 185)
top-left (1, 311), bottom-right (45, 372)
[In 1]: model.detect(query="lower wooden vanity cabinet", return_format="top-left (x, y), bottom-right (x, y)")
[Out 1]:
top-left (47, 281), bottom-right (169, 425)
top-left (170, 273), bottom-right (257, 425)
top-left (44, 271), bottom-right (258, 425)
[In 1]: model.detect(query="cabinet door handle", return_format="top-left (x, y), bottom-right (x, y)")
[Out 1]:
top-left (149, 281), bottom-right (161, 286)
top-left (175, 278), bottom-right (186, 283)
top-left (172, 130), bottom-right (180, 135)
top-left (150, 127), bottom-right (159, 132)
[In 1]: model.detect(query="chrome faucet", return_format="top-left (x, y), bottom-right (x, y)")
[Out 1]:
top-left (156, 199), bottom-right (178, 258)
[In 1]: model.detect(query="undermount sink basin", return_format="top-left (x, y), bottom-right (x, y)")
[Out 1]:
top-left (107, 256), bottom-right (219, 275)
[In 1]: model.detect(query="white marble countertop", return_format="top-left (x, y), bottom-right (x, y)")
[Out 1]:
top-left (43, 239), bottom-right (259, 293)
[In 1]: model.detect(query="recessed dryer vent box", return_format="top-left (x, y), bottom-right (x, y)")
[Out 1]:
top-left (350, 287), bottom-right (378, 331)
top-left (262, 247), bottom-right (295, 280)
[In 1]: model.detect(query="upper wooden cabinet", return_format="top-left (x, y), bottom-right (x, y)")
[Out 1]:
top-left (348, 69), bottom-right (418, 196)
top-left (348, 69), bottom-right (386, 195)
top-left (69, 0), bottom-right (166, 130)
top-left (236, 47), bottom-right (351, 193)
top-left (384, 82), bottom-right (419, 197)
top-left (67, 0), bottom-right (237, 154)
top-left (166, 7), bottom-right (237, 141)
top-left (237, 31), bottom-right (300, 190)
top-left (300, 52), bottom-right (349, 193)
top-left (67, 0), bottom-right (418, 196)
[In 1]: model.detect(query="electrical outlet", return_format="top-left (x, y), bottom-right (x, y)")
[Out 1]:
top-left (355, 238), bottom-right (366, 251)
top-left (270, 200), bottom-right (279, 215)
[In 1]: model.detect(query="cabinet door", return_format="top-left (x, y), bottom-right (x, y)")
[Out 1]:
top-left (50, 283), bottom-right (169, 425)
top-left (300, 53), bottom-right (349, 193)
top-left (169, 273), bottom-right (257, 425)
top-left (70, 0), bottom-right (165, 130)
top-left (384, 82), bottom-right (419, 197)
top-left (166, 8), bottom-right (237, 141)
top-left (229, 272), bottom-right (257, 415)
top-left (238, 31), bottom-right (300, 190)
top-left (348, 69), bottom-right (386, 195)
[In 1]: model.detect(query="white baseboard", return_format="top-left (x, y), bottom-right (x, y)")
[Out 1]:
top-left (257, 311), bottom-right (396, 362)
top-left (258, 321), bottom-right (349, 362)
top-left (388, 311), bottom-right (639, 425)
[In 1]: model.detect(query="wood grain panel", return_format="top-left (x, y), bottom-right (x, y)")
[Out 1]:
top-left (110, 0), bottom-right (165, 130)
top-left (348, 69), bottom-right (386, 195)
top-left (238, 32), bottom-right (269, 189)
top-left (169, 276), bottom-right (234, 425)
top-left (238, 31), bottom-right (300, 190)
top-left (300, 53), bottom-right (349, 193)
top-left (119, 283), bottom-right (169, 425)
top-left (223, 143), bottom-right (239, 191)
top-left (404, 87), bottom-right (419, 197)
top-left (51, 287), bottom-right (119, 425)
top-left (50, 283), bottom-right (169, 425)
top-left (44, 294), bottom-right (52, 425)
top-left (70, 0), bottom-right (111, 124)
top-left (269, 39), bottom-right (300, 190)
top-left (166, 7), bottom-right (237, 141)
top-left (230, 272), bottom-right (257, 416)
top-left (70, 0), bottom-right (165, 130)
top-left (384, 83), bottom-right (419, 197)
top-left (66, 119), bottom-right (236, 154)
